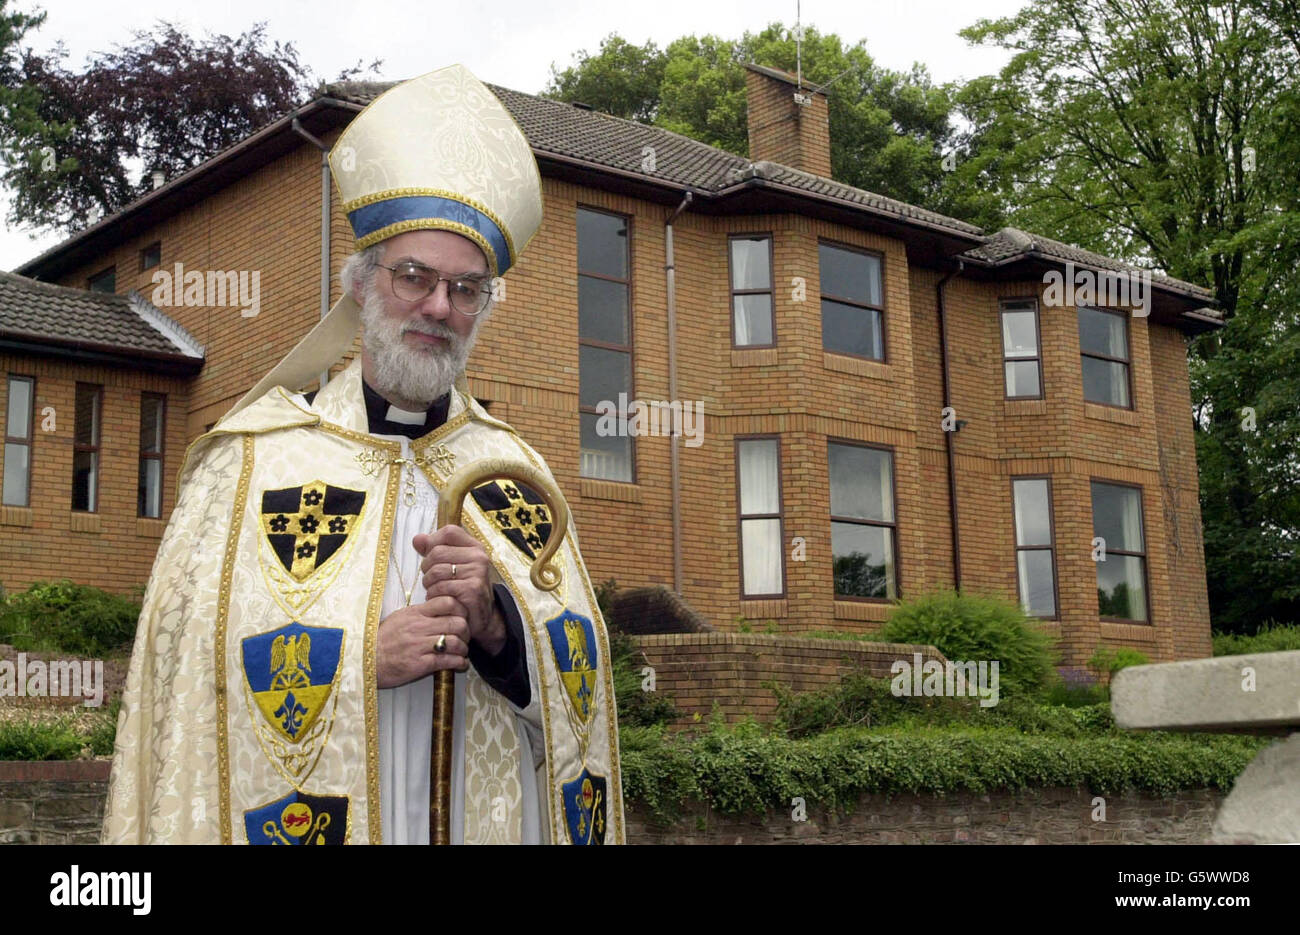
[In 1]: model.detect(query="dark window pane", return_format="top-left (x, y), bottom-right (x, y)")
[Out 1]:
top-left (578, 275), bottom-right (628, 345)
top-left (580, 411), bottom-right (632, 481)
top-left (75, 385), bottom-right (99, 446)
top-left (1013, 479), bottom-right (1052, 546)
top-left (141, 242), bottom-right (161, 271)
top-left (829, 444), bottom-right (893, 522)
top-left (832, 522), bottom-right (895, 598)
top-left (730, 238), bottom-right (771, 290)
top-left (1081, 356), bottom-right (1130, 406)
top-left (1017, 550), bottom-right (1057, 616)
top-left (1097, 554), bottom-right (1148, 620)
top-left (819, 245), bottom-right (881, 305)
top-left (88, 268), bottom-right (115, 293)
top-left (741, 517), bottom-right (783, 595)
top-left (139, 458), bottom-right (162, 518)
top-left (72, 449), bottom-right (97, 511)
top-left (1091, 482), bottom-right (1144, 552)
top-left (140, 396), bottom-right (164, 453)
top-left (733, 294), bottom-right (773, 346)
top-left (822, 300), bottom-right (883, 359)
top-left (1078, 307), bottom-right (1127, 358)
top-left (578, 345), bottom-right (630, 410)
top-left (2, 442), bottom-right (29, 506)
top-left (577, 210), bottom-right (627, 279)
top-left (6, 378), bottom-right (31, 437)
top-left (1002, 309), bottom-right (1038, 357)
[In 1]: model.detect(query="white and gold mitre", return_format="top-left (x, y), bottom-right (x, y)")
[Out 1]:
top-left (328, 63), bottom-right (543, 276)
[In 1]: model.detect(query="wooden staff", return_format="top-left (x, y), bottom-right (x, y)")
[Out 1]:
top-left (430, 458), bottom-right (570, 845)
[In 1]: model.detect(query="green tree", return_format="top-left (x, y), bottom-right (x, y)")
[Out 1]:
top-left (544, 23), bottom-right (960, 210)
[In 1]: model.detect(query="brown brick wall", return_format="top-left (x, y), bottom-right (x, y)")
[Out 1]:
top-left (632, 633), bottom-right (946, 724)
top-left (744, 68), bottom-right (832, 177)
top-left (0, 355), bottom-right (190, 595)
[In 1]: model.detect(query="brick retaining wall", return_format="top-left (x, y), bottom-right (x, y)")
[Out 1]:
top-left (0, 761), bottom-right (1222, 844)
top-left (631, 633), bottom-right (946, 725)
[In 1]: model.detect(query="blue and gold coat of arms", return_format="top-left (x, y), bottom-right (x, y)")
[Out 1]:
top-left (245, 791), bottom-right (349, 845)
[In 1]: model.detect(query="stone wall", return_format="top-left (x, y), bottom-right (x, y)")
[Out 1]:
top-left (0, 761), bottom-right (1223, 844)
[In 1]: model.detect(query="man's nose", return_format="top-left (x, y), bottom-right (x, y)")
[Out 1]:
top-left (415, 279), bottom-right (454, 319)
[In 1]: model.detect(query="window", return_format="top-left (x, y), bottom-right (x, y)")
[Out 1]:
top-left (1001, 299), bottom-right (1042, 398)
top-left (730, 235), bottom-right (774, 347)
top-left (140, 242), bottom-right (161, 272)
top-left (736, 437), bottom-right (784, 597)
top-left (1079, 306), bottom-right (1131, 407)
top-left (829, 442), bottom-right (897, 599)
top-left (1091, 481), bottom-right (1148, 621)
top-left (138, 393), bottom-right (165, 518)
top-left (1012, 477), bottom-right (1057, 617)
top-left (88, 267), bottom-right (116, 294)
top-left (72, 383), bottom-right (101, 512)
top-left (3, 375), bottom-right (34, 507)
top-left (819, 242), bottom-right (884, 360)
top-left (577, 207), bottom-right (633, 482)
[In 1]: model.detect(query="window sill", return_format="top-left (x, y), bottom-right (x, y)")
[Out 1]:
top-left (833, 600), bottom-right (892, 622)
top-left (1084, 403), bottom-right (1140, 426)
top-left (1004, 398), bottom-right (1048, 416)
top-left (1099, 620), bottom-right (1157, 642)
top-left (69, 512), bottom-right (101, 534)
top-left (136, 518), bottom-right (166, 539)
top-left (731, 347), bottom-right (778, 368)
top-left (1, 505), bottom-right (32, 527)
top-left (823, 352), bottom-right (889, 380)
top-left (579, 478), bottom-right (641, 503)
top-left (739, 598), bottom-right (787, 620)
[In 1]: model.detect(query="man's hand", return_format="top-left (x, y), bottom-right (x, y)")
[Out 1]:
top-left (375, 597), bottom-right (471, 688)
top-left (415, 526), bottom-right (506, 657)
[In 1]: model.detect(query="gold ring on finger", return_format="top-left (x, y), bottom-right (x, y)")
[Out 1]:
top-left (451, 563), bottom-right (457, 579)
top-left (435, 634), bottom-right (448, 654)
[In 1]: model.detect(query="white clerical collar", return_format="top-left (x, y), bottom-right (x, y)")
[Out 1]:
top-left (385, 405), bottom-right (427, 426)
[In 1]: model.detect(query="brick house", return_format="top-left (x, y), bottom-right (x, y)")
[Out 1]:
top-left (0, 273), bottom-right (202, 592)
top-left (4, 63), bottom-right (1221, 666)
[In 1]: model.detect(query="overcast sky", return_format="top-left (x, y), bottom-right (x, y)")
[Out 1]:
top-left (1, 0), bottom-right (1025, 272)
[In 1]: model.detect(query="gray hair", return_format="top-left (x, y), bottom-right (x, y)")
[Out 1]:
top-left (340, 243), bottom-right (384, 301)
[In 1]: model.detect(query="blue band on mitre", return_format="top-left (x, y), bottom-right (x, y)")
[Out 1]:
top-left (347, 195), bottom-right (512, 274)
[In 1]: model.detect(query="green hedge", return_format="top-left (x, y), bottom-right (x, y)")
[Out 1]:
top-left (619, 720), bottom-right (1267, 824)
top-left (0, 581), bottom-right (140, 656)
top-left (1213, 622), bottom-right (1300, 656)
top-left (0, 701), bottom-right (119, 760)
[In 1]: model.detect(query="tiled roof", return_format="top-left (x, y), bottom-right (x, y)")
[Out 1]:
top-left (965, 228), bottom-right (1217, 306)
top-left (0, 270), bottom-right (204, 359)
top-left (325, 80), bottom-right (985, 238)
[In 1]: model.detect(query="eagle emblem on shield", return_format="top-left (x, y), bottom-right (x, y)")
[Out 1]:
top-left (545, 610), bottom-right (598, 728)
top-left (241, 621), bottom-right (344, 746)
top-left (260, 481), bottom-right (366, 582)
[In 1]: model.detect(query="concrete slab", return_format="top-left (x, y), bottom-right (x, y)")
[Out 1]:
top-left (1111, 651), bottom-right (1300, 733)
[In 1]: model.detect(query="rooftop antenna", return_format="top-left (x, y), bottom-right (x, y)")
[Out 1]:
top-left (793, 0), bottom-right (812, 106)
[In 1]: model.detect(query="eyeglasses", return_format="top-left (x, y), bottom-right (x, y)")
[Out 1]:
top-left (378, 261), bottom-right (493, 316)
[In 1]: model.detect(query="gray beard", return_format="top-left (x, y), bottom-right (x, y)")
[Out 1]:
top-left (359, 286), bottom-right (476, 407)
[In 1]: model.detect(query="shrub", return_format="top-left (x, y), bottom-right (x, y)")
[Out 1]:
top-left (0, 580), bottom-right (141, 656)
top-left (1212, 622), bottom-right (1300, 656)
top-left (1088, 646), bottom-right (1150, 676)
top-left (609, 630), bottom-right (679, 728)
top-left (876, 590), bottom-right (1058, 698)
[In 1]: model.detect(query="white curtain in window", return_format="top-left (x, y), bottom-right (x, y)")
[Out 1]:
top-left (734, 300), bottom-right (752, 345)
top-left (738, 440), bottom-right (779, 514)
top-left (739, 440), bottom-right (781, 594)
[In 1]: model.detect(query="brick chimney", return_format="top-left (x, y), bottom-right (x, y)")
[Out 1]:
top-left (743, 63), bottom-right (832, 178)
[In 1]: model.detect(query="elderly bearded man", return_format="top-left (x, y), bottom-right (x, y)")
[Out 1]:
top-left (103, 65), bottom-right (624, 845)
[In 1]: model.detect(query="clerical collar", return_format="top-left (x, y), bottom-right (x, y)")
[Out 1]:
top-left (361, 379), bottom-right (451, 439)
